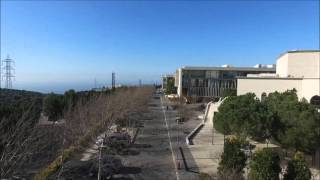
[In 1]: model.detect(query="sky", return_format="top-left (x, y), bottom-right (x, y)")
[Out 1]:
top-left (1, 0), bottom-right (319, 93)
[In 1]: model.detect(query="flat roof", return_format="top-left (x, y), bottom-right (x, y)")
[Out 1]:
top-left (278, 50), bottom-right (320, 59)
top-left (181, 66), bottom-right (276, 72)
top-left (237, 76), bottom-right (303, 80)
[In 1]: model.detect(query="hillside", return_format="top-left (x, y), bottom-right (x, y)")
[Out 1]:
top-left (0, 88), bottom-right (44, 124)
top-left (0, 88), bottom-right (43, 106)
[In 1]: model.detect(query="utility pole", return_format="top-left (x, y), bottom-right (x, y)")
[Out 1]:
top-left (111, 72), bottom-right (115, 90)
top-left (2, 55), bottom-right (15, 89)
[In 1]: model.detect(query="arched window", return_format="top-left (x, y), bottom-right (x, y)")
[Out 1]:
top-left (310, 95), bottom-right (320, 106)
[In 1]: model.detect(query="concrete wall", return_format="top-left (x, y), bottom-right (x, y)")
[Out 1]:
top-left (277, 52), bottom-right (320, 78)
top-left (176, 68), bottom-right (183, 97)
top-left (276, 53), bottom-right (289, 77)
top-left (175, 69), bottom-right (180, 87)
top-left (288, 52), bottom-right (320, 78)
top-left (302, 79), bottom-right (320, 101)
top-left (239, 51), bottom-right (320, 101)
top-left (237, 78), bottom-right (302, 99)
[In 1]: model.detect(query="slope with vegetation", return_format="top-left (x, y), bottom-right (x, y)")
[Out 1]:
top-left (0, 89), bottom-right (45, 178)
top-left (0, 86), bottom-right (154, 179)
top-left (35, 86), bottom-right (154, 179)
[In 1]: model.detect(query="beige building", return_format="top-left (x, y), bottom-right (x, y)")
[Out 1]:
top-left (237, 50), bottom-right (320, 101)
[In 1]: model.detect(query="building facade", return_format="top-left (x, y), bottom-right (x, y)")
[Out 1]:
top-left (175, 66), bottom-right (275, 97)
top-left (237, 50), bottom-right (320, 101)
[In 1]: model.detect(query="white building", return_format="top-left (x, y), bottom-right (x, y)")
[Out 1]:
top-left (237, 50), bottom-right (320, 102)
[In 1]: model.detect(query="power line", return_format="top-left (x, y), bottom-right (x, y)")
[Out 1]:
top-left (2, 55), bottom-right (15, 89)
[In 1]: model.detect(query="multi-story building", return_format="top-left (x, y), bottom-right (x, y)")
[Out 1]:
top-left (237, 50), bottom-right (320, 102)
top-left (175, 65), bottom-right (276, 97)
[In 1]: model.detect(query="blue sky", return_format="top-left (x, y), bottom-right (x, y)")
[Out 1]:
top-left (1, 0), bottom-right (319, 93)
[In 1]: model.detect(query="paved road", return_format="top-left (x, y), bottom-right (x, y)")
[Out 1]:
top-left (161, 96), bottom-right (201, 179)
top-left (116, 93), bottom-right (204, 180)
top-left (158, 95), bottom-right (219, 179)
top-left (116, 93), bottom-right (177, 180)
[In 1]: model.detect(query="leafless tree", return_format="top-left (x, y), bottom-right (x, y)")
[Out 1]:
top-left (0, 100), bottom-right (63, 179)
top-left (55, 86), bottom-right (154, 179)
top-left (1, 87), bottom-right (154, 179)
top-left (174, 97), bottom-right (193, 122)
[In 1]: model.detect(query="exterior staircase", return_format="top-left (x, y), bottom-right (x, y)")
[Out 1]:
top-left (192, 99), bottom-right (225, 145)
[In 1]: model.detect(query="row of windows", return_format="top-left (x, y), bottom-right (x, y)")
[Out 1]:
top-left (182, 70), bottom-right (273, 79)
top-left (182, 79), bottom-right (237, 88)
top-left (186, 87), bottom-right (236, 97)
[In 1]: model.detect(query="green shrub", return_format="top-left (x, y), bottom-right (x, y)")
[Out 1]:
top-left (221, 89), bottom-right (236, 98)
top-left (43, 93), bottom-right (65, 121)
top-left (249, 148), bottom-right (281, 180)
top-left (214, 93), bottom-right (267, 138)
top-left (214, 89), bottom-right (320, 153)
top-left (165, 78), bottom-right (177, 95)
top-left (218, 136), bottom-right (247, 178)
top-left (283, 152), bottom-right (311, 180)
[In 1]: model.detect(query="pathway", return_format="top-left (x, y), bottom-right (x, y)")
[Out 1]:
top-left (184, 100), bottom-right (225, 175)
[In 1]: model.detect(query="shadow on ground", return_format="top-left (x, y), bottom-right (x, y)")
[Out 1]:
top-left (119, 167), bottom-right (142, 174)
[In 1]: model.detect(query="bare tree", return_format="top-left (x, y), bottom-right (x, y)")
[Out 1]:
top-left (0, 87), bottom-right (154, 179)
top-left (0, 100), bottom-right (63, 179)
top-left (44, 86), bottom-right (154, 179)
top-left (174, 97), bottom-right (193, 122)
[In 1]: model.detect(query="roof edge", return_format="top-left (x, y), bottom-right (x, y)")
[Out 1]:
top-left (237, 77), bottom-right (303, 80)
top-left (278, 50), bottom-right (320, 59)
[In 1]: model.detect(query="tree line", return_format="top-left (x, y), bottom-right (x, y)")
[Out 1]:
top-left (214, 89), bottom-right (320, 153)
top-left (43, 88), bottom-right (122, 121)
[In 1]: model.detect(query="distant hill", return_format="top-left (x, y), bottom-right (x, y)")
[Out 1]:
top-left (0, 89), bottom-right (44, 124)
top-left (0, 88), bottom-right (44, 106)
